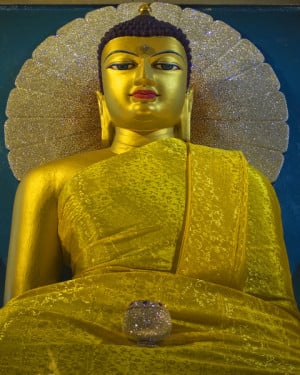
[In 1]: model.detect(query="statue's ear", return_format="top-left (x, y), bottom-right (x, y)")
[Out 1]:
top-left (176, 88), bottom-right (194, 142)
top-left (96, 90), bottom-right (114, 148)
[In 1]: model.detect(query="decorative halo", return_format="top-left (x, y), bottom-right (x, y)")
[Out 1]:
top-left (4, 2), bottom-right (288, 181)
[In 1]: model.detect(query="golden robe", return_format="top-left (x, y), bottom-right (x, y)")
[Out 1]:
top-left (0, 138), bottom-right (299, 374)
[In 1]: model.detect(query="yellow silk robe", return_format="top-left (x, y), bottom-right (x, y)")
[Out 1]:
top-left (0, 138), bottom-right (299, 374)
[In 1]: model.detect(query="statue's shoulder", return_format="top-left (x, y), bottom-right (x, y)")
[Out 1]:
top-left (19, 148), bottom-right (114, 195)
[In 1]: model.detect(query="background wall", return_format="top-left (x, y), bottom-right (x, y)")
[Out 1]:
top-left (0, 4), bottom-right (299, 306)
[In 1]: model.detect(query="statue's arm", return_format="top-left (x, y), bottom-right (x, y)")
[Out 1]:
top-left (4, 167), bottom-right (63, 304)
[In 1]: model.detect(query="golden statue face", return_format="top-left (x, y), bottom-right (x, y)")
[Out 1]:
top-left (101, 36), bottom-right (188, 132)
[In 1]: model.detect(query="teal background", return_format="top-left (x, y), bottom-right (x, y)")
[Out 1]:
top-left (0, 5), bottom-right (299, 306)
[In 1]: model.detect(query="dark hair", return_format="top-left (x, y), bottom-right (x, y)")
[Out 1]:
top-left (97, 14), bottom-right (192, 93)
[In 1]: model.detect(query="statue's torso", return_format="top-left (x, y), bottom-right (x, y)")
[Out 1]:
top-left (57, 138), bottom-right (187, 276)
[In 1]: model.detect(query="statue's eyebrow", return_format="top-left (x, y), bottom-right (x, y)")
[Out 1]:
top-left (103, 50), bottom-right (138, 62)
top-left (151, 50), bottom-right (184, 60)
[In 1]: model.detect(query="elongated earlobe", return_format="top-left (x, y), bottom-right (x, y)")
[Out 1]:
top-left (96, 90), bottom-right (114, 147)
top-left (176, 88), bottom-right (193, 142)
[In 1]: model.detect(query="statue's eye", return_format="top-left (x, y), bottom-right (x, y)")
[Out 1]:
top-left (107, 62), bottom-right (136, 70)
top-left (153, 63), bottom-right (180, 71)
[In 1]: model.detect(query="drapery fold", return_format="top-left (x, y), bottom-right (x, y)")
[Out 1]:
top-left (177, 142), bottom-right (248, 289)
top-left (1, 139), bottom-right (299, 374)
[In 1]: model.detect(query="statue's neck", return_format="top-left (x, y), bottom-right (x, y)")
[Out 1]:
top-left (110, 127), bottom-right (174, 154)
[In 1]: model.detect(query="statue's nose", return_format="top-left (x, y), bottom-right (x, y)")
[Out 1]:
top-left (134, 59), bottom-right (155, 86)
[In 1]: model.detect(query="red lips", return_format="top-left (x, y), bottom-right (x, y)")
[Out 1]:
top-left (131, 90), bottom-right (158, 99)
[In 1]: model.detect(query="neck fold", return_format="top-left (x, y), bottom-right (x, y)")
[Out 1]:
top-left (110, 127), bottom-right (174, 154)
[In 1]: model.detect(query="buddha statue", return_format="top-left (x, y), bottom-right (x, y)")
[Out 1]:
top-left (0, 4), bottom-right (299, 374)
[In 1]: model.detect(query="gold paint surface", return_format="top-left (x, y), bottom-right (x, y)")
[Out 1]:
top-left (1, 5), bottom-right (299, 372)
top-left (101, 36), bottom-right (188, 132)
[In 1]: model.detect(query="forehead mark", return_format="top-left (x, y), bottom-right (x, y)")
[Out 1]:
top-left (139, 44), bottom-right (154, 55)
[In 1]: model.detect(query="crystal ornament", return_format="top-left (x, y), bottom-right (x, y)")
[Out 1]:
top-left (123, 300), bottom-right (172, 347)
